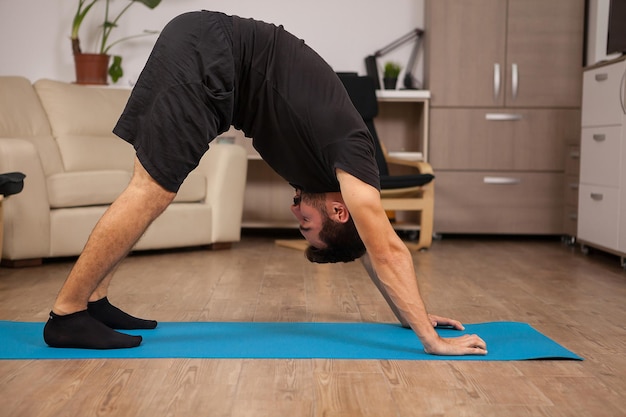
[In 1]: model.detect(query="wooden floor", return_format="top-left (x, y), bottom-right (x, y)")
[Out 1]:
top-left (0, 233), bottom-right (625, 417)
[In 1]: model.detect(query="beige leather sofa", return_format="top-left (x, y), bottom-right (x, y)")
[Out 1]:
top-left (0, 76), bottom-right (248, 266)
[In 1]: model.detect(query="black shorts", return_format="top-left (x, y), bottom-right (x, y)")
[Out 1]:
top-left (113, 11), bottom-right (235, 192)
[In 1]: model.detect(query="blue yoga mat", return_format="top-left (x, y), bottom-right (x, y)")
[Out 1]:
top-left (0, 321), bottom-right (582, 361)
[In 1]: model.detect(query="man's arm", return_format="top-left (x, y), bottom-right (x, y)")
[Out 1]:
top-left (360, 254), bottom-right (467, 330)
top-left (337, 169), bottom-right (487, 355)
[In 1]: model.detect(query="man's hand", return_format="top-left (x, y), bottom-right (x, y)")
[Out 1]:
top-left (425, 314), bottom-right (487, 355)
top-left (423, 334), bottom-right (488, 356)
top-left (427, 314), bottom-right (464, 330)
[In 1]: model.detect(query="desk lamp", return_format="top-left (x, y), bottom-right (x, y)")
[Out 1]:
top-left (365, 28), bottom-right (424, 90)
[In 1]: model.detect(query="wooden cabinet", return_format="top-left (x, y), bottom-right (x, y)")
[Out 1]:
top-left (426, 0), bottom-right (583, 108)
top-left (577, 57), bottom-right (626, 266)
top-left (424, 0), bottom-right (584, 234)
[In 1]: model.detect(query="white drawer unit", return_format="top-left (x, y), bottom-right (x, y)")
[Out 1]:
top-left (578, 184), bottom-right (620, 250)
top-left (581, 62), bottom-right (626, 127)
top-left (580, 126), bottom-right (622, 187)
top-left (577, 57), bottom-right (626, 268)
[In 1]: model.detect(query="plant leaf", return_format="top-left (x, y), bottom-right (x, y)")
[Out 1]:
top-left (135, 0), bottom-right (161, 9)
top-left (108, 55), bottom-right (124, 83)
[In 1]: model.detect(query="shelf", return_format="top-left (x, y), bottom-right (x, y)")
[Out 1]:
top-left (376, 90), bottom-right (431, 102)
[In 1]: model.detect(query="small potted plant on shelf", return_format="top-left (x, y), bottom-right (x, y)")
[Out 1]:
top-left (383, 61), bottom-right (402, 90)
top-left (71, 0), bottom-right (161, 85)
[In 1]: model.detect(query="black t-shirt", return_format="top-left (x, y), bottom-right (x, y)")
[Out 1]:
top-left (114, 11), bottom-right (380, 193)
top-left (231, 16), bottom-right (380, 193)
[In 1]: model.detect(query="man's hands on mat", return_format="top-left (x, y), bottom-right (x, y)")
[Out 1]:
top-left (425, 314), bottom-right (488, 356)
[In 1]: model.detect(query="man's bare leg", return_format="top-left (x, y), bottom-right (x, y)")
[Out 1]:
top-left (44, 157), bottom-right (175, 349)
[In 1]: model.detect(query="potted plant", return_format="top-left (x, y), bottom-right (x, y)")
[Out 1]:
top-left (71, 0), bottom-right (161, 85)
top-left (383, 61), bottom-right (402, 90)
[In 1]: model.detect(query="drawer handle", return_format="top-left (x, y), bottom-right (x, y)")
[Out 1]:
top-left (590, 193), bottom-right (604, 201)
top-left (569, 183), bottom-right (579, 189)
top-left (569, 150), bottom-right (580, 159)
top-left (569, 213), bottom-right (578, 220)
top-left (483, 177), bottom-right (521, 185)
top-left (592, 134), bottom-right (606, 142)
top-left (485, 113), bottom-right (523, 121)
top-left (595, 73), bottom-right (608, 81)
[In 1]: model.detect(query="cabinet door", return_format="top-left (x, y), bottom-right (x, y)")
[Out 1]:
top-left (505, 0), bottom-right (584, 107)
top-left (427, 0), bottom-right (584, 108)
top-left (426, 0), bottom-right (507, 107)
top-left (430, 108), bottom-right (579, 170)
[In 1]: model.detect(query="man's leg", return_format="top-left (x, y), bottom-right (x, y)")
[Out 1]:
top-left (44, 157), bottom-right (175, 349)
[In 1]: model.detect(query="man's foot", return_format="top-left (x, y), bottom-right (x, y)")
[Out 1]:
top-left (43, 310), bottom-right (142, 349)
top-left (87, 297), bottom-right (157, 330)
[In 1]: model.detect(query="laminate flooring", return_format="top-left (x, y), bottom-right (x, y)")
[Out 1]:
top-left (0, 233), bottom-right (624, 417)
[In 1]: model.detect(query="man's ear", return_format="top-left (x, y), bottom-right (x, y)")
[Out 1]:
top-left (330, 202), bottom-right (350, 223)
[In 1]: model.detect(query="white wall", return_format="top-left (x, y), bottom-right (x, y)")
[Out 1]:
top-left (0, 0), bottom-right (423, 87)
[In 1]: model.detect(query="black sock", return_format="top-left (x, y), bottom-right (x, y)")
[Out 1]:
top-left (43, 310), bottom-right (142, 349)
top-left (87, 297), bottom-right (157, 330)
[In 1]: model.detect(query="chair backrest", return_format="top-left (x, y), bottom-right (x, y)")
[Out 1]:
top-left (337, 73), bottom-right (390, 176)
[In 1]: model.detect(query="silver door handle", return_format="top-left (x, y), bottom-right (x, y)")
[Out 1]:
top-left (511, 63), bottom-right (519, 101)
top-left (595, 73), bottom-right (608, 82)
top-left (493, 63), bottom-right (501, 102)
top-left (483, 177), bottom-right (521, 185)
top-left (590, 193), bottom-right (604, 201)
top-left (621, 68), bottom-right (626, 114)
top-left (592, 134), bottom-right (606, 142)
top-left (485, 113), bottom-right (523, 121)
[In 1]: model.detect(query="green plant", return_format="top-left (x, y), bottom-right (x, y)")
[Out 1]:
top-left (383, 61), bottom-right (402, 79)
top-left (71, 0), bottom-right (162, 82)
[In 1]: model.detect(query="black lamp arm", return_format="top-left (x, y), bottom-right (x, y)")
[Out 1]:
top-left (366, 28), bottom-right (424, 90)
top-left (374, 28), bottom-right (423, 57)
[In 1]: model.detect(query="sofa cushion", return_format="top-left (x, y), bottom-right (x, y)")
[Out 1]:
top-left (47, 170), bottom-right (131, 208)
top-left (33, 79), bottom-right (134, 172)
top-left (47, 170), bottom-right (206, 208)
top-left (175, 172), bottom-right (206, 203)
top-left (54, 134), bottom-right (135, 172)
top-left (0, 77), bottom-right (51, 138)
top-left (0, 76), bottom-right (65, 176)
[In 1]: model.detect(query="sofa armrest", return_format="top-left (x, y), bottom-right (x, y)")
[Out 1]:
top-left (196, 142), bottom-right (248, 243)
top-left (0, 138), bottom-right (51, 260)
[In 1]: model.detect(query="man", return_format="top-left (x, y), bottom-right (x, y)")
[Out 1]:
top-left (43, 11), bottom-right (487, 355)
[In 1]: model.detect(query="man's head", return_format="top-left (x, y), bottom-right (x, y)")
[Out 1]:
top-left (290, 190), bottom-right (366, 263)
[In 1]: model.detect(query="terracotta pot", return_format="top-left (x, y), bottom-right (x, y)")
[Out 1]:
top-left (74, 53), bottom-right (110, 85)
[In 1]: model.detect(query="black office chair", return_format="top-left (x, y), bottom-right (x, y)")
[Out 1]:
top-left (337, 73), bottom-right (435, 250)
